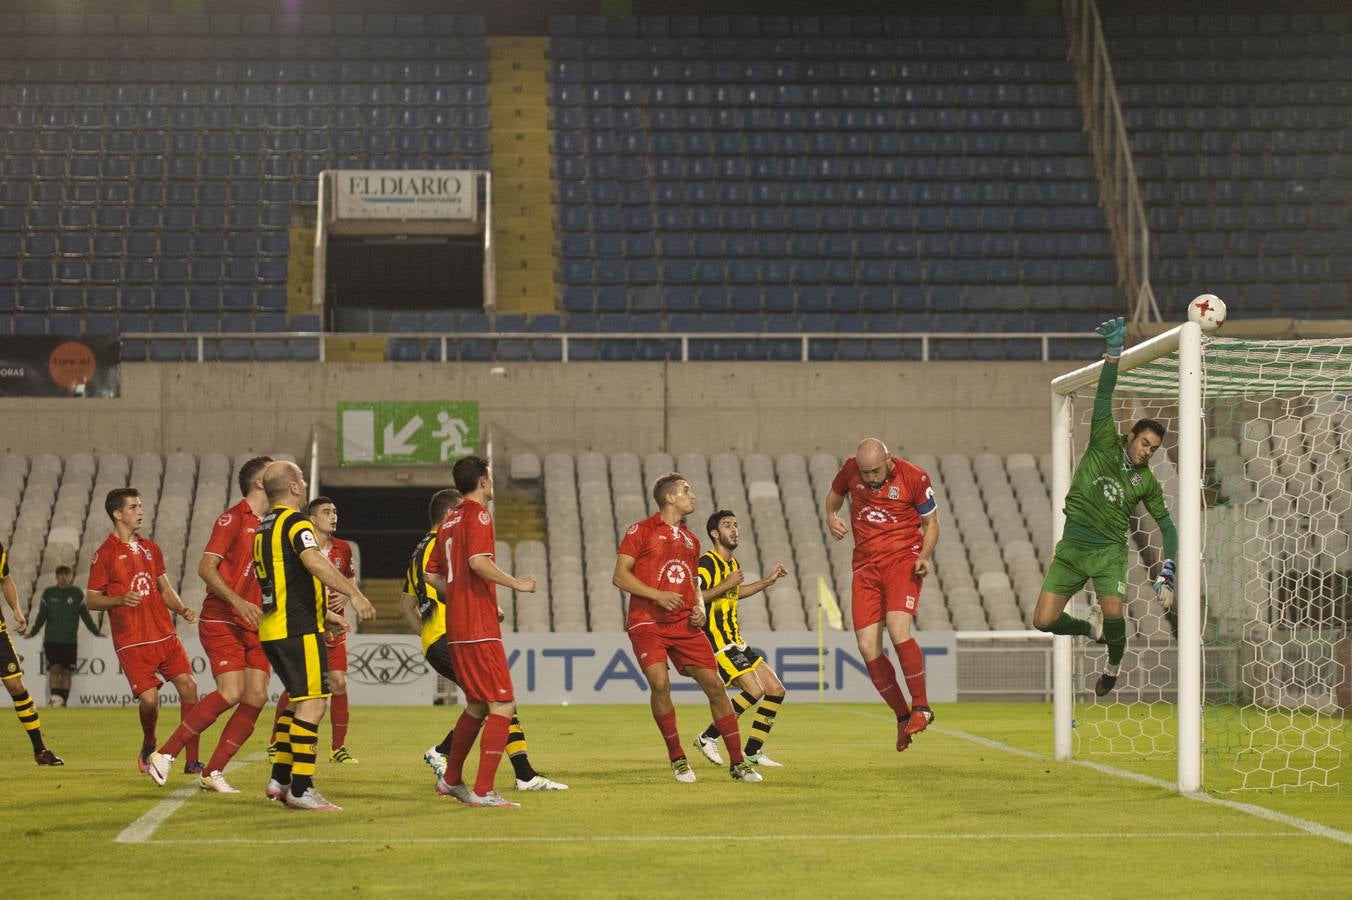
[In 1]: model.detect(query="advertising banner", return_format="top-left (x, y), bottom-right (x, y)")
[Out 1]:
top-left (0, 336), bottom-right (120, 397)
top-left (339, 400), bottom-right (479, 465)
top-left (334, 170), bottom-right (476, 221)
top-left (9, 629), bottom-right (956, 707)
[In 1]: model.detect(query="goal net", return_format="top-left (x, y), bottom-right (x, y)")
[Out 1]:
top-left (1051, 326), bottom-right (1352, 793)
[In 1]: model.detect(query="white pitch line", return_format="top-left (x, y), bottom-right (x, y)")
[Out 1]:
top-left (143, 832), bottom-right (1317, 847)
top-left (115, 752), bottom-right (264, 845)
top-left (828, 707), bottom-right (1352, 847)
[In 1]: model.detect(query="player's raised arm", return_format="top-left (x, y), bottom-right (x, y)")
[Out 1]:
top-left (737, 564), bottom-right (786, 599)
top-left (299, 548), bottom-right (375, 620)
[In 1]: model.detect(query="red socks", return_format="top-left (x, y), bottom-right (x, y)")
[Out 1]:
top-left (895, 639), bottom-right (929, 709)
top-left (713, 713), bottom-right (744, 765)
top-left (206, 702), bottom-right (262, 774)
top-left (138, 701), bottom-right (158, 747)
top-left (472, 714), bottom-right (511, 796)
top-left (161, 692), bottom-right (232, 757)
top-left (653, 709), bottom-right (684, 761)
top-left (330, 692), bottom-right (349, 750)
top-left (866, 656), bottom-right (911, 719)
top-left (444, 711), bottom-right (485, 785)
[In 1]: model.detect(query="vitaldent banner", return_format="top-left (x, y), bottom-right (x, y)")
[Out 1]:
top-left (334, 170), bottom-right (476, 220)
top-left (0, 336), bottom-right (120, 397)
top-left (10, 629), bottom-right (955, 707)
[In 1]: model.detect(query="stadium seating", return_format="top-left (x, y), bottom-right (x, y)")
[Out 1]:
top-left (1105, 13), bottom-right (1352, 317)
top-left (0, 12), bottom-right (489, 349)
top-left (547, 13), bottom-right (1122, 355)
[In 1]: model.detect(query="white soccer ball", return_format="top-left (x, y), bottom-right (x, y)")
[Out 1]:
top-left (1187, 294), bottom-right (1227, 332)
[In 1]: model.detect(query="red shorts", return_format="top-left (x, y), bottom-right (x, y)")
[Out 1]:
top-left (324, 631), bottom-right (347, 671)
top-left (198, 618), bottom-right (270, 678)
top-left (628, 620), bottom-right (718, 676)
top-left (116, 636), bottom-right (193, 699)
top-left (851, 554), bottom-right (924, 630)
top-left (447, 640), bottom-right (515, 704)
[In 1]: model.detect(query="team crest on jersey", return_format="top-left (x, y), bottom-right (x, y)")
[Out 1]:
top-left (5, 662), bottom-right (14, 674)
top-left (217, 512), bottom-right (233, 527)
top-left (626, 523), bottom-right (639, 535)
top-left (1130, 472), bottom-right (1142, 486)
top-left (478, 510), bottom-right (491, 525)
top-left (888, 486), bottom-right (900, 500)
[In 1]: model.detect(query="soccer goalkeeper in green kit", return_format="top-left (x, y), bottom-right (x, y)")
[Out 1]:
top-left (1032, 317), bottom-right (1179, 696)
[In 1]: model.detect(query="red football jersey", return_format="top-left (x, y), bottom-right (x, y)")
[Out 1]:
top-left (321, 537), bottom-right (354, 613)
top-left (199, 499), bottom-right (262, 626)
top-left (619, 513), bottom-right (701, 628)
top-left (87, 532), bottom-right (175, 650)
top-left (831, 456), bottom-right (937, 567)
top-left (426, 498), bottom-right (500, 643)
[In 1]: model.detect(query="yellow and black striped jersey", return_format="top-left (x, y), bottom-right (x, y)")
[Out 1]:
top-left (0, 541), bottom-right (8, 633)
top-left (403, 529), bottom-right (444, 653)
top-left (697, 549), bottom-right (743, 650)
top-left (253, 506), bottom-right (324, 641)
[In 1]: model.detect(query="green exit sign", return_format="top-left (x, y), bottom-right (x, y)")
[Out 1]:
top-left (338, 401), bottom-right (479, 466)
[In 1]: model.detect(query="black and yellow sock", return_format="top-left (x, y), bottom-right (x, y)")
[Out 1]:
top-left (701, 690), bottom-right (756, 741)
top-left (1037, 613), bottom-right (1093, 638)
top-left (12, 689), bottom-right (45, 753)
top-left (506, 715), bottom-right (538, 781)
top-left (288, 717), bottom-right (318, 797)
top-left (270, 708), bottom-right (294, 785)
top-left (744, 693), bottom-right (783, 756)
top-left (1103, 615), bottom-right (1127, 672)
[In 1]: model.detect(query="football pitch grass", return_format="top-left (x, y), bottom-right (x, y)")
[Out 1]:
top-left (4, 702), bottom-right (1349, 898)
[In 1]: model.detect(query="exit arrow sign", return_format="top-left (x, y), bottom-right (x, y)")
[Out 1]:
top-left (338, 401), bottom-right (479, 465)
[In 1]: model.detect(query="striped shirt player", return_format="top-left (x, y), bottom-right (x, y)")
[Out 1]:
top-left (400, 488), bottom-right (565, 793)
top-left (1032, 317), bottom-right (1177, 698)
top-left (252, 460), bottom-right (370, 812)
top-left (825, 439), bottom-right (942, 749)
top-left (0, 539), bottom-right (63, 764)
top-left (691, 510), bottom-right (790, 769)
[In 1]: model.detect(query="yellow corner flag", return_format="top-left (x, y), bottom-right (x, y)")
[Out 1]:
top-left (817, 576), bottom-right (843, 631)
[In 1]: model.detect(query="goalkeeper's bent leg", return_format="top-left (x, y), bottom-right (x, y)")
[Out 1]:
top-left (1036, 613), bottom-right (1093, 638)
top-left (1102, 615), bottom-right (1127, 675)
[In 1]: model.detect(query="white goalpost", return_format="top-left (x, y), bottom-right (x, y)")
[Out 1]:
top-left (1050, 322), bottom-right (1352, 795)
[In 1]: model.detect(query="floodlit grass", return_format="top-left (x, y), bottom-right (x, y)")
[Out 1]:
top-left (3, 703), bottom-right (1349, 898)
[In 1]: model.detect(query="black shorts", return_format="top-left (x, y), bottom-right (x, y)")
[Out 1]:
top-left (0, 630), bottom-right (21, 681)
top-left (424, 635), bottom-right (458, 683)
top-left (715, 644), bottom-right (765, 687)
top-left (44, 642), bottom-right (77, 669)
top-left (262, 633), bottom-right (330, 701)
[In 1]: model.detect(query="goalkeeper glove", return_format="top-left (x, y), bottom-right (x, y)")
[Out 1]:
top-left (1153, 558), bottom-right (1175, 612)
top-left (1096, 317), bottom-right (1126, 356)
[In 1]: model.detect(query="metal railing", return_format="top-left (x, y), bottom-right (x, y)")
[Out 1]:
top-left (121, 330), bottom-right (1100, 363)
top-left (1063, 0), bottom-right (1162, 324)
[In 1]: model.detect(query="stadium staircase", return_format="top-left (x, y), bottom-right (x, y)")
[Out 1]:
top-left (488, 36), bottom-right (556, 314)
top-left (355, 578), bottom-right (410, 634)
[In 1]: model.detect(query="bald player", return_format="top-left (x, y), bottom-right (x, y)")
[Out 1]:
top-left (825, 438), bottom-right (941, 751)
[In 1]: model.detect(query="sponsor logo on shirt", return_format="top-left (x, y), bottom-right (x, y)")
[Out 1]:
top-left (1093, 475), bottom-right (1125, 506)
top-left (299, 530), bottom-right (318, 551)
top-left (660, 562), bottom-right (689, 585)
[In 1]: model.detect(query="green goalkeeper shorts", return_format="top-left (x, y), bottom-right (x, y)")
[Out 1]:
top-left (1041, 538), bottom-right (1128, 600)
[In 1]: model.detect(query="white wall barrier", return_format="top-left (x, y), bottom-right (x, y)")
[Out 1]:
top-left (9, 629), bottom-right (956, 707)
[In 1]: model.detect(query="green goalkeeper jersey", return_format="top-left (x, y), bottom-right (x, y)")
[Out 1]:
top-left (1063, 360), bottom-right (1173, 549)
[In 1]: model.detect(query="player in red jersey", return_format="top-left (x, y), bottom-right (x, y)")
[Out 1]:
top-left (613, 473), bottom-right (762, 784)
top-left (268, 496), bottom-right (359, 765)
top-left (424, 455), bottom-right (536, 808)
top-left (825, 438), bottom-right (942, 750)
top-left (144, 457), bottom-right (272, 792)
top-left (85, 488), bottom-right (202, 773)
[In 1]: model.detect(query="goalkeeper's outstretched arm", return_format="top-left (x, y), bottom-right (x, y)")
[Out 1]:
top-left (1090, 317), bottom-right (1126, 443)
